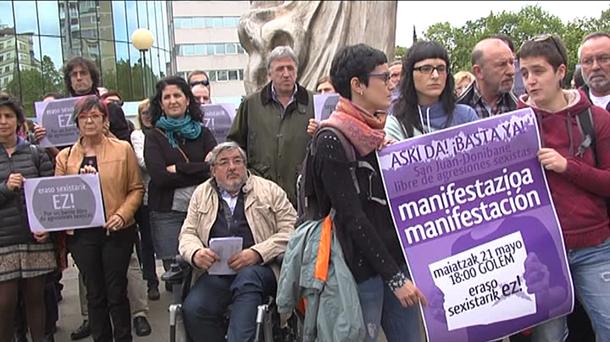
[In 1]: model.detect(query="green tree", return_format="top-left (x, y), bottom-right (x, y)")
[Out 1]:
top-left (395, 45), bottom-right (408, 60)
top-left (423, 4), bottom-right (610, 83)
top-left (5, 55), bottom-right (64, 116)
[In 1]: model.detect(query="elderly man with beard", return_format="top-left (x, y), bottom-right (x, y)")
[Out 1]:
top-left (579, 32), bottom-right (610, 111)
top-left (178, 141), bottom-right (295, 342)
top-left (458, 37), bottom-right (518, 118)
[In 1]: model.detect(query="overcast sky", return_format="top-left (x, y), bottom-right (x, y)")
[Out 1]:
top-left (396, 1), bottom-right (610, 47)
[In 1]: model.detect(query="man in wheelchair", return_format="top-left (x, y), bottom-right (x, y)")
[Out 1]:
top-left (178, 141), bottom-right (296, 342)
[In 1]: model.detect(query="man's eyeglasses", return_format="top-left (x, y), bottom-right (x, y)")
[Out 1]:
top-left (413, 64), bottom-right (447, 75)
top-left (368, 72), bottom-right (391, 84)
top-left (190, 80), bottom-right (210, 87)
top-left (581, 54), bottom-right (610, 68)
top-left (215, 157), bottom-right (244, 168)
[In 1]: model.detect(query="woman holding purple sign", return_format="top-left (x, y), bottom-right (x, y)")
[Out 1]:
top-left (144, 76), bottom-right (217, 289)
top-left (0, 95), bottom-right (55, 342)
top-left (307, 44), bottom-right (427, 342)
top-left (55, 95), bottom-right (144, 342)
top-left (385, 40), bottom-right (478, 141)
top-left (517, 34), bottom-right (610, 342)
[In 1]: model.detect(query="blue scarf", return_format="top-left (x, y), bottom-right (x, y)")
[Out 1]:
top-left (155, 115), bottom-right (202, 148)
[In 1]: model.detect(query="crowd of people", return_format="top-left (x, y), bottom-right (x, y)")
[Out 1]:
top-left (0, 29), bottom-right (609, 342)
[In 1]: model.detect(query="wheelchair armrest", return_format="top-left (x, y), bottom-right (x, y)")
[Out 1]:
top-left (161, 255), bottom-right (191, 284)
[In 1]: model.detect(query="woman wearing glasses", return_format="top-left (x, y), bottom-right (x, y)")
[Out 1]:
top-left (144, 76), bottom-right (217, 286)
top-left (517, 34), bottom-right (610, 342)
top-left (308, 44), bottom-right (427, 342)
top-left (56, 96), bottom-right (144, 341)
top-left (381, 40), bottom-right (477, 341)
top-left (385, 41), bottom-right (478, 141)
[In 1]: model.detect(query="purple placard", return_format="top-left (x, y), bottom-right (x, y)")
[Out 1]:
top-left (201, 103), bottom-right (236, 143)
top-left (378, 108), bottom-right (573, 342)
top-left (23, 174), bottom-right (106, 232)
top-left (34, 97), bottom-right (82, 147)
top-left (314, 93), bottom-right (339, 122)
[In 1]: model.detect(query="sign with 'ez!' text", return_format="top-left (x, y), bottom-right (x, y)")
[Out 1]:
top-left (34, 97), bottom-right (82, 147)
top-left (23, 174), bottom-right (105, 232)
top-left (378, 108), bottom-right (573, 342)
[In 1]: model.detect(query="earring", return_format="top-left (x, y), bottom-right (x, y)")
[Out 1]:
top-left (359, 91), bottom-right (364, 96)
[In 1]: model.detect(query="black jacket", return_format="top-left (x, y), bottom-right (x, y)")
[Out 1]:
top-left (144, 126), bottom-right (217, 212)
top-left (0, 139), bottom-right (54, 247)
top-left (312, 130), bottom-right (404, 284)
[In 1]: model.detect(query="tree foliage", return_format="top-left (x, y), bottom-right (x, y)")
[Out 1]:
top-left (5, 56), bottom-right (63, 116)
top-left (424, 5), bottom-right (610, 83)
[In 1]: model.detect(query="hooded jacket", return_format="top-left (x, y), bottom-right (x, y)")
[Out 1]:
top-left (385, 102), bottom-right (479, 140)
top-left (518, 89), bottom-right (610, 249)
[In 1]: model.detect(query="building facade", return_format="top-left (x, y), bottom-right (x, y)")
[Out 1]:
top-left (0, 0), bottom-right (173, 115)
top-left (172, 1), bottom-right (250, 103)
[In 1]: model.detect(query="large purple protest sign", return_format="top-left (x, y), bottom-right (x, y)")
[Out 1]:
top-left (378, 108), bottom-right (573, 342)
top-left (314, 93), bottom-right (339, 122)
top-left (23, 174), bottom-right (105, 232)
top-left (201, 103), bottom-right (236, 143)
top-left (35, 97), bottom-right (82, 147)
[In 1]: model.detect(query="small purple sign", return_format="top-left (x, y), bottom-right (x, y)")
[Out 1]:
top-left (378, 108), bottom-right (573, 342)
top-left (314, 93), bottom-right (339, 122)
top-left (23, 174), bottom-right (106, 232)
top-left (34, 97), bottom-right (82, 147)
top-left (201, 103), bottom-right (236, 143)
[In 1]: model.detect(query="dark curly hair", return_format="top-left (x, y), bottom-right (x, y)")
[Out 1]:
top-left (0, 94), bottom-right (25, 132)
top-left (149, 76), bottom-right (203, 125)
top-left (393, 41), bottom-right (456, 137)
top-left (330, 44), bottom-right (388, 100)
top-left (62, 56), bottom-right (100, 96)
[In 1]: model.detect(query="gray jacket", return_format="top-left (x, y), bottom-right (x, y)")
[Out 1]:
top-left (276, 219), bottom-right (365, 342)
top-left (0, 138), bottom-right (53, 246)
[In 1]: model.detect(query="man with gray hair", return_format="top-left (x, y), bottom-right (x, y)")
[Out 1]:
top-left (228, 45), bottom-right (314, 207)
top-left (178, 141), bottom-right (296, 341)
top-left (579, 32), bottom-right (610, 111)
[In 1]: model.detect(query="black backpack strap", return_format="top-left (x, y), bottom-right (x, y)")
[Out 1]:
top-left (313, 127), bottom-right (360, 194)
top-left (576, 107), bottom-right (598, 167)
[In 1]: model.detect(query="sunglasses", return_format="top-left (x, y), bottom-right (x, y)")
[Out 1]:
top-left (523, 34), bottom-right (567, 65)
top-left (190, 79), bottom-right (210, 87)
top-left (368, 72), bottom-right (391, 84)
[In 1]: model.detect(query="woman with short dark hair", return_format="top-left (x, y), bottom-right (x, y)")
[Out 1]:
top-left (144, 76), bottom-right (217, 282)
top-left (518, 34), bottom-right (610, 342)
top-left (309, 44), bottom-right (426, 342)
top-left (0, 95), bottom-right (55, 342)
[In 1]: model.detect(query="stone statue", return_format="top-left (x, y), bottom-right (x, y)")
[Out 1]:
top-left (238, 1), bottom-right (398, 94)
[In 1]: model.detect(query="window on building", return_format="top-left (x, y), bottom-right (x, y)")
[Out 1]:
top-left (175, 16), bottom-right (241, 29)
top-left (4, 66), bottom-right (10, 73)
top-left (199, 69), bottom-right (244, 82)
top-left (178, 43), bottom-right (246, 56)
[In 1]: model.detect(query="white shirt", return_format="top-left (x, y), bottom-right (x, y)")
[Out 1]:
top-left (220, 190), bottom-right (239, 215)
top-left (589, 89), bottom-right (610, 110)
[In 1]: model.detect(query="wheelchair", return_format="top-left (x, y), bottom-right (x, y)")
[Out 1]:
top-left (162, 256), bottom-right (302, 342)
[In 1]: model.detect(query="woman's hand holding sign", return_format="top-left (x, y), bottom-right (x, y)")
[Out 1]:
top-left (6, 173), bottom-right (24, 191)
top-left (394, 279), bottom-right (428, 307)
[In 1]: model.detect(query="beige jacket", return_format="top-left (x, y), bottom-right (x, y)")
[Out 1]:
top-left (179, 174), bottom-right (296, 278)
top-left (55, 136), bottom-right (144, 228)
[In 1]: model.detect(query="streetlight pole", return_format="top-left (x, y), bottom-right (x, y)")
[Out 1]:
top-left (131, 28), bottom-right (154, 98)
